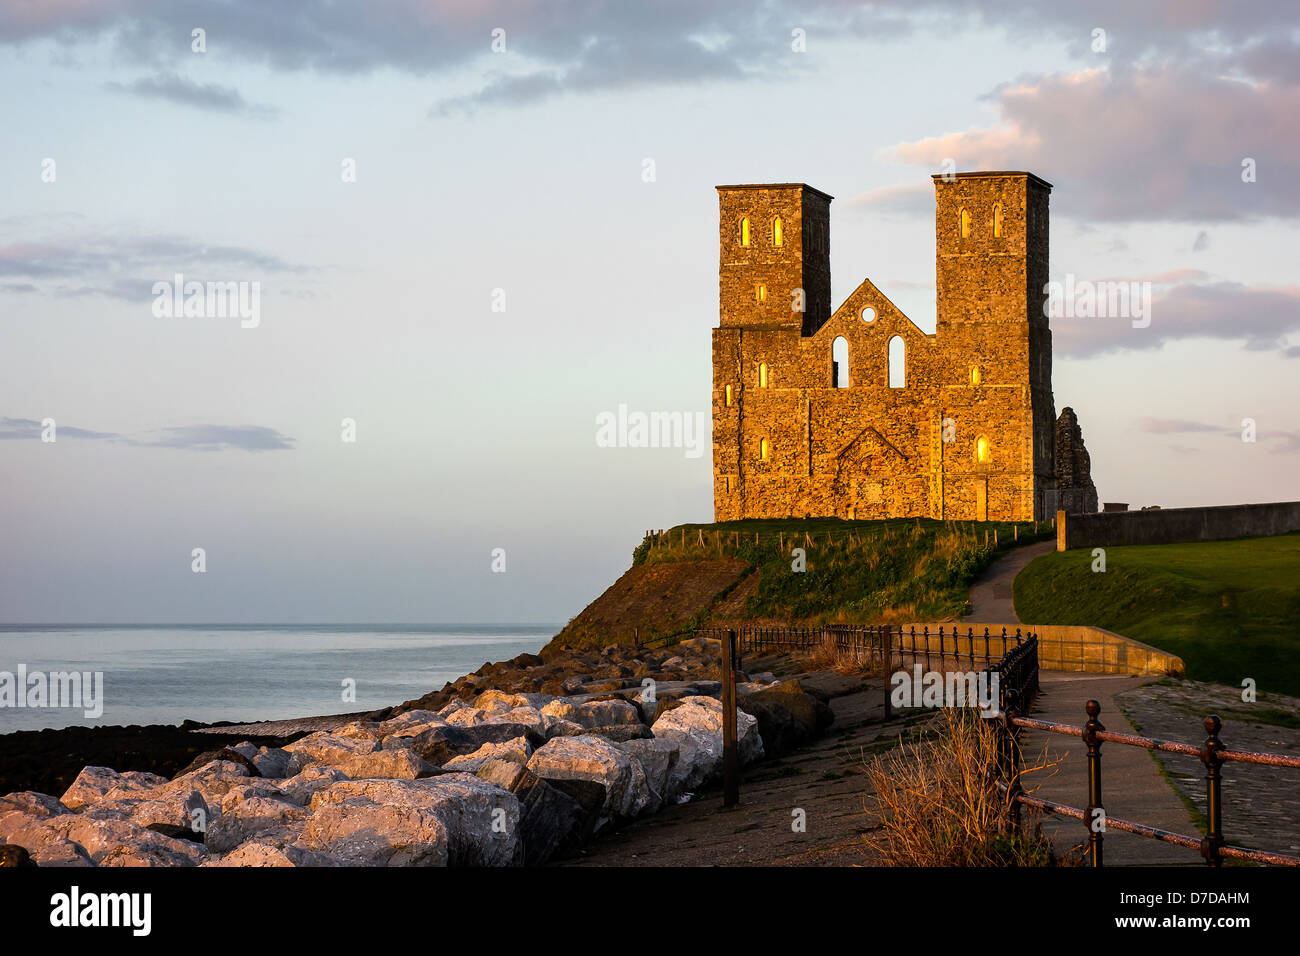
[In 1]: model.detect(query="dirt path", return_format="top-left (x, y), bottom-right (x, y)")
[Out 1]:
top-left (554, 672), bottom-right (914, 866)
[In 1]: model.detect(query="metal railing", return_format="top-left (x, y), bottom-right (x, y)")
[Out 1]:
top-left (694, 623), bottom-right (1038, 722)
top-left (991, 698), bottom-right (1300, 867)
top-left (703, 624), bottom-right (1039, 807)
top-left (696, 624), bottom-right (891, 662)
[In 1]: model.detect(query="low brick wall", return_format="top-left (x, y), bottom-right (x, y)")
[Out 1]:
top-left (1056, 501), bottom-right (1300, 551)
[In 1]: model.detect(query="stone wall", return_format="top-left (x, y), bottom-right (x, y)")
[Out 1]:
top-left (1051, 407), bottom-right (1098, 514)
top-left (713, 172), bottom-right (1085, 523)
top-left (953, 623), bottom-right (1185, 676)
top-left (1056, 501), bottom-right (1300, 550)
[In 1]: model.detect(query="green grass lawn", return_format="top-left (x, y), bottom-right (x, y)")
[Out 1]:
top-left (1014, 534), bottom-right (1300, 696)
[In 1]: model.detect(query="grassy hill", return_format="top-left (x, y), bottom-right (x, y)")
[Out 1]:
top-left (1014, 534), bottom-right (1300, 696)
top-left (550, 517), bottom-right (1053, 649)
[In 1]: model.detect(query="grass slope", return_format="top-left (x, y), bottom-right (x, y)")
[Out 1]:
top-left (635, 517), bottom-right (1052, 625)
top-left (1014, 534), bottom-right (1300, 696)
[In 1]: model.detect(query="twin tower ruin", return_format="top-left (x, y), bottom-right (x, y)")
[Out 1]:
top-left (711, 171), bottom-right (1097, 523)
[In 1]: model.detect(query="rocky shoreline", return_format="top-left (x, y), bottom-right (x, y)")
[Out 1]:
top-left (0, 637), bottom-right (836, 867)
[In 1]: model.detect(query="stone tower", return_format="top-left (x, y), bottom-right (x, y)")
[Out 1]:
top-left (716, 184), bottom-right (832, 335)
top-left (930, 171), bottom-right (1058, 520)
top-left (711, 172), bottom-right (1096, 524)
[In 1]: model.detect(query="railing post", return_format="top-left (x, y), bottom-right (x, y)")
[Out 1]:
top-left (1200, 715), bottom-right (1225, 868)
top-left (1004, 687), bottom-right (1022, 829)
top-left (882, 624), bottom-right (893, 721)
top-left (1083, 699), bottom-right (1105, 867)
top-left (721, 629), bottom-right (740, 808)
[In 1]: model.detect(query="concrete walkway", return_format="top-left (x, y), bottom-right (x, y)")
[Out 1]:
top-left (1021, 671), bottom-right (1203, 865)
top-left (962, 540), bottom-right (1054, 623)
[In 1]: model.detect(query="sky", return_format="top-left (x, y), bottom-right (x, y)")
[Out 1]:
top-left (0, 1), bottom-right (1297, 625)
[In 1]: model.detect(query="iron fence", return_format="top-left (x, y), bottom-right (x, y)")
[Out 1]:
top-left (992, 698), bottom-right (1300, 867)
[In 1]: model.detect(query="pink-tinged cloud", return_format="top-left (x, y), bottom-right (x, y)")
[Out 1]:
top-left (1052, 280), bottom-right (1300, 357)
top-left (885, 65), bottom-right (1300, 222)
top-left (845, 183), bottom-right (932, 217)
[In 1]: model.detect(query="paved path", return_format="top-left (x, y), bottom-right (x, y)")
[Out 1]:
top-left (1022, 671), bottom-right (1202, 865)
top-left (962, 541), bottom-right (1054, 623)
top-left (1115, 679), bottom-right (1300, 859)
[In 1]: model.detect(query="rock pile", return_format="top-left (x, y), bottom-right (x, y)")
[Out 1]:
top-left (0, 638), bottom-right (834, 867)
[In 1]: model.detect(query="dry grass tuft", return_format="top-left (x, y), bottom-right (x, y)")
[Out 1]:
top-left (863, 708), bottom-right (1067, 866)
top-left (796, 637), bottom-right (888, 676)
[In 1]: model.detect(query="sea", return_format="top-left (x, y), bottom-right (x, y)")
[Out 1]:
top-left (0, 624), bottom-right (555, 733)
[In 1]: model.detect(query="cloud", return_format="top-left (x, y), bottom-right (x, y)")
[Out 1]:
top-left (3, 0), bottom-right (794, 111)
top-left (106, 72), bottom-right (276, 115)
top-left (1053, 279), bottom-right (1300, 358)
top-left (144, 425), bottom-right (296, 451)
top-left (1270, 431), bottom-right (1300, 454)
top-left (1137, 418), bottom-right (1228, 435)
top-left (1134, 417), bottom-right (1299, 455)
top-left (0, 232), bottom-right (309, 299)
top-left (0, 418), bottom-right (295, 451)
top-left (884, 64), bottom-right (1300, 222)
top-left (431, 32), bottom-right (761, 114)
top-left (0, 417), bottom-right (127, 441)
top-left (1095, 269), bottom-right (1207, 284)
top-left (845, 183), bottom-right (932, 217)
top-left (2, 1), bottom-right (1297, 114)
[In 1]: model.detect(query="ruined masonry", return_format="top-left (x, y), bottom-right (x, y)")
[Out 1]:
top-left (712, 172), bottom-right (1098, 522)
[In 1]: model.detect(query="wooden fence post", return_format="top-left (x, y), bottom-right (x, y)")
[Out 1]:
top-left (722, 630), bottom-right (740, 808)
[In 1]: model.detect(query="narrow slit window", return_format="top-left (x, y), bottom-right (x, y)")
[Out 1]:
top-left (740, 217), bottom-right (751, 247)
top-left (760, 438), bottom-right (770, 461)
top-left (725, 385), bottom-right (733, 406)
top-left (992, 203), bottom-right (1003, 238)
top-left (959, 207), bottom-right (971, 239)
top-left (756, 283), bottom-right (767, 303)
top-left (970, 365), bottom-right (981, 386)
top-left (772, 217), bottom-right (783, 246)
top-left (758, 363), bottom-right (769, 388)
top-left (976, 436), bottom-right (991, 463)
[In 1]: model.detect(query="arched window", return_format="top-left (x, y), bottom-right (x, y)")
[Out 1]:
top-left (969, 365), bottom-right (981, 386)
top-left (831, 336), bottom-right (849, 388)
top-left (725, 385), bottom-right (733, 407)
top-left (760, 438), bottom-right (770, 461)
top-left (758, 362), bottom-right (769, 388)
top-left (992, 203), bottom-right (1003, 238)
top-left (755, 283), bottom-right (767, 303)
top-left (772, 217), bottom-right (783, 246)
top-left (887, 336), bottom-right (906, 388)
top-left (976, 436), bottom-right (991, 463)
top-left (959, 207), bottom-right (971, 239)
top-left (740, 217), bottom-right (751, 247)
